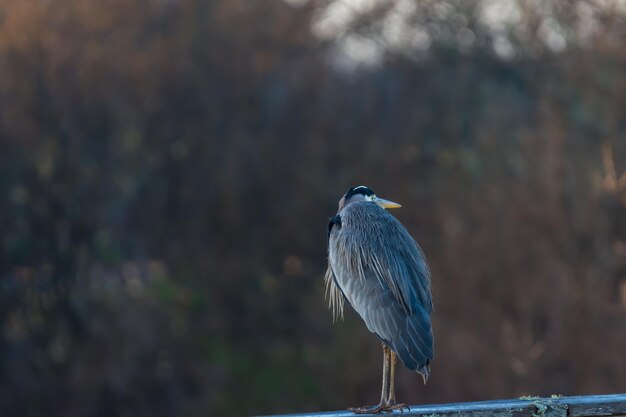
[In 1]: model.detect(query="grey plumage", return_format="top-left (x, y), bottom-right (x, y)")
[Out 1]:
top-left (326, 192), bottom-right (434, 381)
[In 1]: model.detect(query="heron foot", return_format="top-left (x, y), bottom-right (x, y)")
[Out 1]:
top-left (385, 402), bottom-right (410, 412)
top-left (348, 402), bottom-right (410, 414)
top-left (348, 404), bottom-right (385, 414)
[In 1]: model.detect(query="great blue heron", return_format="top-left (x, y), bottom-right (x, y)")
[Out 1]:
top-left (325, 185), bottom-right (434, 414)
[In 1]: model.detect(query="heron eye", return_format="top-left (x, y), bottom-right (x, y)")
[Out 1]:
top-left (366, 195), bottom-right (376, 201)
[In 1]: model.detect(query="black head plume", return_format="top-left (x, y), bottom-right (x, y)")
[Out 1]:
top-left (345, 185), bottom-right (375, 199)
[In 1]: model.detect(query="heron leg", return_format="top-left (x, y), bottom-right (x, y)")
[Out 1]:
top-left (348, 345), bottom-right (390, 414)
top-left (388, 350), bottom-right (397, 404)
top-left (379, 345), bottom-right (390, 405)
top-left (385, 350), bottom-right (410, 411)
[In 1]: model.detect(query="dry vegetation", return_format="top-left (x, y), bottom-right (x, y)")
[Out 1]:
top-left (1, 0), bottom-right (625, 416)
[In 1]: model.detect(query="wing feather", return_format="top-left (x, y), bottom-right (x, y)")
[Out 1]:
top-left (324, 266), bottom-right (345, 321)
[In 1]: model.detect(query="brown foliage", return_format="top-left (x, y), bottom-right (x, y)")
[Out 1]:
top-left (0, 1), bottom-right (625, 416)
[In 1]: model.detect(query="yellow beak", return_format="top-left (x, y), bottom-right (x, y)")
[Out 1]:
top-left (374, 197), bottom-right (402, 209)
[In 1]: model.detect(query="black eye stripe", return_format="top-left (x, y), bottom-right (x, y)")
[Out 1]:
top-left (345, 186), bottom-right (375, 198)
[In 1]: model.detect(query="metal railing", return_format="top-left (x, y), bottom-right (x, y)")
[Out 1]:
top-left (255, 393), bottom-right (626, 417)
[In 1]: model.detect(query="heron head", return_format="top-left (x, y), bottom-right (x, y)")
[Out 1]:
top-left (338, 185), bottom-right (402, 211)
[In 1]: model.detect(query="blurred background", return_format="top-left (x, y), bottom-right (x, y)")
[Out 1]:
top-left (1, 0), bottom-right (626, 416)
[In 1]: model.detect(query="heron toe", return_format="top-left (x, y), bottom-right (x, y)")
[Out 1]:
top-left (348, 402), bottom-right (410, 414)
